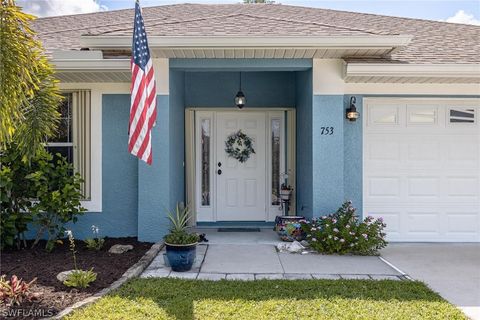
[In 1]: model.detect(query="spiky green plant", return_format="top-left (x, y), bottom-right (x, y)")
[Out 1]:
top-left (166, 203), bottom-right (191, 233)
top-left (164, 203), bottom-right (199, 245)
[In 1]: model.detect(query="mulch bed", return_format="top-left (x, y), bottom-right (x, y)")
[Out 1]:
top-left (0, 237), bottom-right (152, 319)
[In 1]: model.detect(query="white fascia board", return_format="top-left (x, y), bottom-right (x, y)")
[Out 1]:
top-left (52, 59), bottom-right (130, 71)
top-left (80, 35), bottom-right (412, 49)
top-left (345, 63), bottom-right (480, 78)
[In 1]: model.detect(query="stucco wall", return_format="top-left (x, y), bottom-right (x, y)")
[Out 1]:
top-left (137, 95), bottom-right (171, 242)
top-left (169, 71), bottom-right (186, 211)
top-left (185, 71), bottom-right (296, 108)
top-left (64, 94), bottom-right (138, 239)
top-left (295, 70), bottom-right (313, 219)
top-left (312, 95), bottom-right (345, 216)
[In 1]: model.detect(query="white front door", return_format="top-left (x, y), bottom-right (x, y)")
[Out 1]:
top-left (215, 112), bottom-right (267, 221)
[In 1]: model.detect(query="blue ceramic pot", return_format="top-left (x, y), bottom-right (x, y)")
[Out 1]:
top-left (165, 243), bottom-right (197, 272)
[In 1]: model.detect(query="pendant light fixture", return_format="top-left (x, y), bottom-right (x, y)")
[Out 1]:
top-left (234, 72), bottom-right (246, 109)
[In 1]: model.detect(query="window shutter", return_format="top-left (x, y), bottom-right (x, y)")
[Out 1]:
top-left (72, 90), bottom-right (91, 200)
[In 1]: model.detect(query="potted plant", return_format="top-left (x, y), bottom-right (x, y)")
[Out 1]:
top-left (164, 203), bottom-right (199, 272)
top-left (279, 182), bottom-right (293, 201)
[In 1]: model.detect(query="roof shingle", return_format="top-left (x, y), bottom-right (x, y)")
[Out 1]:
top-left (32, 3), bottom-right (480, 64)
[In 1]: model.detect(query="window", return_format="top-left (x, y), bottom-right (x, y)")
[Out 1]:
top-left (200, 119), bottom-right (211, 206)
top-left (46, 91), bottom-right (91, 199)
top-left (449, 107), bottom-right (475, 124)
top-left (271, 119), bottom-right (281, 206)
top-left (369, 105), bottom-right (399, 125)
top-left (407, 106), bottom-right (437, 124)
top-left (46, 93), bottom-right (74, 163)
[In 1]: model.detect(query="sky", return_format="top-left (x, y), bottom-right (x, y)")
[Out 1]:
top-left (17, 0), bottom-right (480, 25)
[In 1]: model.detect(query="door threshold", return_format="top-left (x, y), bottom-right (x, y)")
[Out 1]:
top-left (196, 221), bottom-right (275, 229)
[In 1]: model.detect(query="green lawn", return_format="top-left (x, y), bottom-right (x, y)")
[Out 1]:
top-left (66, 278), bottom-right (466, 320)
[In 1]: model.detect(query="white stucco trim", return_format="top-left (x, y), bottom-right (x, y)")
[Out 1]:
top-left (313, 59), bottom-right (346, 95)
top-left (153, 58), bottom-right (169, 95)
top-left (345, 83), bottom-right (480, 95)
top-left (53, 59), bottom-right (130, 71)
top-left (80, 35), bottom-right (412, 49)
top-left (53, 58), bottom-right (169, 94)
top-left (313, 59), bottom-right (480, 95)
top-left (345, 63), bottom-right (480, 79)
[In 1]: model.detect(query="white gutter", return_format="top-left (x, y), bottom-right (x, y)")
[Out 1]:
top-left (345, 63), bottom-right (480, 79)
top-left (80, 35), bottom-right (413, 49)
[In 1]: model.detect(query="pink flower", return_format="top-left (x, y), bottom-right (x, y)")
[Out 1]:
top-left (328, 235), bottom-right (332, 239)
top-left (334, 237), bottom-right (338, 241)
top-left (332, 219), bottom-right (337, 224)
top-left (333, 228), bottom-right (339, 233)
top-left (362, 234), bottom-right (368, 239)
top-left (346, 225), bottom-right (350, 229)
top-left (349, 231), bottom-right (355, 236)
top-left (312, 238), bottom-right (317, 242)
top-left (339, 239), bottom-right (345, 243)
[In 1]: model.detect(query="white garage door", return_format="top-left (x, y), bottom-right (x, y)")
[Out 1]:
top-left (364, 99), bottom-right (480, 242)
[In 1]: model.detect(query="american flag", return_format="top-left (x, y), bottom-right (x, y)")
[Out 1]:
top-left (128, 0), bottom-right (157, 165)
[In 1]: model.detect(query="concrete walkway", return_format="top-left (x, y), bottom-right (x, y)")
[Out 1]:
top-left (381, 243), bottom-right (480, 320)
top-left (141, 242), bottom-right (403, 281)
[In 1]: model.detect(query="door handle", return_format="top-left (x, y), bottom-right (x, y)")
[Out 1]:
top-left (217, 169), bottom-right (222, 175)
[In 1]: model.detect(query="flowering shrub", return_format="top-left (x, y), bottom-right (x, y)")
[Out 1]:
top-left (301, 201), bottom-right (387, 255)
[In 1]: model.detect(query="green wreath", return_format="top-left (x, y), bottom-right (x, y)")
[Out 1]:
top-left (225, 130), bottom-right (256, 163)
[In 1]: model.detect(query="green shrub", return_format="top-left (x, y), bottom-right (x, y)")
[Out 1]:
top-left (301, 201), bottom-right (387, 255)
top-left (0, 147), bottom-right (38, 249)
top-left (28, 148), bottom-right (86, 251)
top-left (63, 269), bottom-right (97, 289)
top-left (0, 146), bottom-right (85, 251)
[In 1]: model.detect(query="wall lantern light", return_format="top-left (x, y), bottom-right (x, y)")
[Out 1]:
top-left (234, 72), bottom-right (246, 109)
top-left (346, 96), bottom-right (360, 121)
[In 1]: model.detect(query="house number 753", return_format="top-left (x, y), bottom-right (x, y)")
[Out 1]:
top-left (320, 127), bottom-right (334, 135)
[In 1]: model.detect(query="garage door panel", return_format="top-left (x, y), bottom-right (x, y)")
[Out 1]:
top-left (366, 138), bottom-right (401, 163)
top-left (407, 141), bottom-right (441, 162)
top-left (405, 212), bottom-right (441, 235)
top-left (407, 177), bottom-right (440, 198)
top-left (367, 177), bottom-right (401, 198)
top-left (446, 141), bottom-right (479, 166)
top-left (446, 177), bottom-right (479, 199)
top-left (446, 211), bottom-right (479, 236)
top-left (364, 100), bottom-right (480, 242)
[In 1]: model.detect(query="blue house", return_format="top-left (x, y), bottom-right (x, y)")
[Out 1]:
top-left (33, 3), bottom-right (480, 242)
